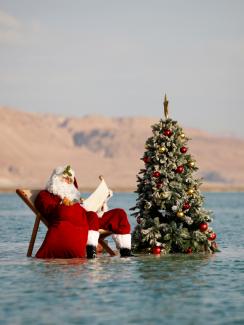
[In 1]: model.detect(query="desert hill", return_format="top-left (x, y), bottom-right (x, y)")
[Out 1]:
top-left (1, 106), bottom-right (244, 191)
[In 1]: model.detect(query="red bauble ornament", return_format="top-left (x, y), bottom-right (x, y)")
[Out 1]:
top-left (180, 146), bottom-right (188, 154)
top-left (152, 171), bottom-right (160, 178)
top-left (199, 222), bottom-right (208, 232)
top-left (175, 165), bottom-right (184, 173)
top-left (156, 182), bottom-right (163, 189)
top-left (208, 232), bottom-right (217, 241)
top-left (152, 246), bottom-right (161, 254)
top-left (143, 156), bottom-right (150, 163)
top-left (163, 129), bottom-right (173, 137)
top-left (136, 217), bottom-right (141, 224)
top-left (182, 202), bottom-right (190, 211)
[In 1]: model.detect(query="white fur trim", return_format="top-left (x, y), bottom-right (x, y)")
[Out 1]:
top-left (87, 230), bottom-right (99, 246)
top-left (112, 234), bottom-right (131, 250)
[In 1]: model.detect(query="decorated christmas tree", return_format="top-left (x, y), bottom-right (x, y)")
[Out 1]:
top-left (131, 96), bottom-right (219, 254)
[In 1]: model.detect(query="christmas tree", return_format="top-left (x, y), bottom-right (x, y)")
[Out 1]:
top-left (131, 95), bottom-right (219, 254)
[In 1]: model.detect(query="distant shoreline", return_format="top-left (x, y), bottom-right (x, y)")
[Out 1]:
top-left (1, 184), bottom-right (244, 193)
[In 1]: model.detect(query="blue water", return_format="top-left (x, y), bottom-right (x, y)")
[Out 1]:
top-left (0, 192), bottom-right (244, 325)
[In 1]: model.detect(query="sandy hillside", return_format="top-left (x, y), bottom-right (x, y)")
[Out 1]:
top-left (1, 106), bottom-right (244, 191)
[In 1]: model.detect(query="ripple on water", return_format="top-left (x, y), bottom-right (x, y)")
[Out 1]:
top-left (1, 193), bottom-right (244, 324)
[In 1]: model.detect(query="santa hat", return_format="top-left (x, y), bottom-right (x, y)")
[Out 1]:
top-left (61, 165), bottom-right (75, 180)
top-left (50, 165), bottom-right (73, 179)
top-left (46, 165), bottom-right (76, 189)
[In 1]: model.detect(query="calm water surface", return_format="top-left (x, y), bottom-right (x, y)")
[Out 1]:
top-left (0, 192), bottom-right (244, 325)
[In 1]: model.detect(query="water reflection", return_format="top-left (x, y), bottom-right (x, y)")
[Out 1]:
top-left (136, 253), bottom-right (214, 281)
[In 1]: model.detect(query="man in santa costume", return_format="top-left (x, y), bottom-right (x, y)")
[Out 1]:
top-left (34, 165), bottom-right (132, 258)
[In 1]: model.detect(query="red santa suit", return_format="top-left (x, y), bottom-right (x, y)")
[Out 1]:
top-left (35, 190), bottom-right (89, 258)
top-left (34, 166), bottom-right (131, 259)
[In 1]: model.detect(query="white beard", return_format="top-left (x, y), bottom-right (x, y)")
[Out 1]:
top-left (46, 174), bottom-right (81, 202)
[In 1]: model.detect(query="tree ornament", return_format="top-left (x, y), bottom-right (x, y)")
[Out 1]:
top-left (180, 146), bottom-right (188, 154)
top-left (186, 247), bottom-right (192, 254)
top-left (199, 222), bottom-right (208, 232)
top-left (145, 144), bottom-right (148, 149)
top-left (182, 202), bottom-right (191, 211)
top-left (163, 129), bottom-right (172, 137)
top-left (158, 146), bottom-right (166, 153)
top-left (180, 133), bottom-right (185, 139)
top-left (187, 188), bottom-right (194, 195)
top-left (208, 232), bottom-right (217, 241)
top-left (136, 217), bottom-right (141, 224)
top-left (188, 161), bottom-right (195, 168)
top-left (152, 171), bottom-right (160, 178)
top-left (143, 156), bottom-right (150, 163)
top-left (152, 246), bottom-right (161, 254)
top-left (177, 211), bottom-right (184, 218)
top-left (156, 182), bottom-right (164, 189)
top-left (175, 165), bottom-right (184, 174)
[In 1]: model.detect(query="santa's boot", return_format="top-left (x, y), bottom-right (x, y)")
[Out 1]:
top-left (86, 245), bottom-right (96, 259)
top-left (86, 230), bottom-right (99, 259)
top-left (112, 234), bottom-right (133, 257)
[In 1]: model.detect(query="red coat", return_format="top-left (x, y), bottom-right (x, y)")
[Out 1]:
top-left (35, 190), bottom-right (89, 258)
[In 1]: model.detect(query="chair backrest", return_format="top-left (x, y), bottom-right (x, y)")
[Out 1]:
top-left (16, 189), bottom-right (39, 211)
top-left (16, 189), bottom-right (49, 227)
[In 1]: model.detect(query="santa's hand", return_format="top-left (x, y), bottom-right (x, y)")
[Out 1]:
top-left (62, 197), bottom-right (73, 206)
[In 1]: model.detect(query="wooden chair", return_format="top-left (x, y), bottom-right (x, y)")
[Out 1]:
top-left (16, 188), bottom-right (116, 257)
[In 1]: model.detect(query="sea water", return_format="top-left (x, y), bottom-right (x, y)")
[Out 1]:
top-left (0, 192), bottom-right (244, 325)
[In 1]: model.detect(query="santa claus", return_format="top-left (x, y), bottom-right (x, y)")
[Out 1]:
top-left (34, 165), bottom-right (132, 258)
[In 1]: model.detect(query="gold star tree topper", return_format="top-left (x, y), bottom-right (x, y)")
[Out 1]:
top-left (163, 94), bottom-right (169, 119)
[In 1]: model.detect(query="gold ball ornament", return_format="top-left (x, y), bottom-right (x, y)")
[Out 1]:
top-left (188, 161), bottom-right (195, 168)
top-left (187, 188), bottom-right (194, 195)
top-left (158, 146), bottom-right (166, 153)
top-left (177, 211), bottom-right (184, 218)
top-left (180, 133), bottom-right (185, 139)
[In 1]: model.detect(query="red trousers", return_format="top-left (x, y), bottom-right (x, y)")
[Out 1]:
top-left (86, 208), bottom-right (131, 234)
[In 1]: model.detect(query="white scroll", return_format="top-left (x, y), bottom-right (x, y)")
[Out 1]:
top-left (82, 177), bottom-right (113, 216)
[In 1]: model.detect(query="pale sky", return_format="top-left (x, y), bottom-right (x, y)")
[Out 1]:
top-left (0, 0), bottom-right (243, 137)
